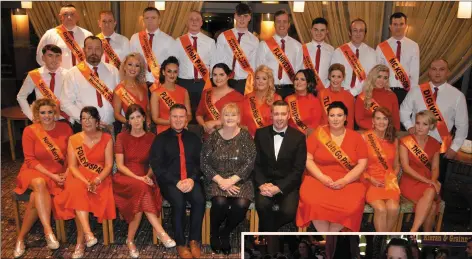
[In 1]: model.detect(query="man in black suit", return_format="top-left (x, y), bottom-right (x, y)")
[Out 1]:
top-left (253, 100), bottom-right (307, 231)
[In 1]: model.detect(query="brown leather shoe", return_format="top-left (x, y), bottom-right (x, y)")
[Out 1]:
top-left (189, 240), bottom-right (201, 258)
top-left (177, 246), bottom-right (193, 259)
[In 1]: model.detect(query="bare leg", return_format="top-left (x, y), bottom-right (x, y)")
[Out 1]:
top-left (327, 222), bottom-right (344, 232)
top-left (126, 212), bottom-right (142, 252)
top-left (17, 193), bottom-right (39, 241)
top-left (75, 210), bottom-right (93, 236)
top-left (29, 178), bottom-right (53, 235)
top-left (312, 220), bottom-right (329, 232)
top-left (423, 202), bottom-right (437, 232)
top-left (369, 200), bottom-right (388, 232)
top-left (74, 217), bottom-right (84, 245)
top-left (411, 188), bottom-right (435, 232)
top-left (385, 199), bottom-right (400, 231)
top-left (144, 212), bottom-right (173, 242)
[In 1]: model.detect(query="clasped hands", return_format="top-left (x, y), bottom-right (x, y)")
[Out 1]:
top-left (86, 177), bottom-right (102, 194)
top-left (51, 173), bottom-right (66, 186)
top-left (217, 177), bottom-right (240, 195)
top-left (258, 183), bottom-right (281, 197)
top-left (176, 178), bottom-right (194, 193)
top-left (319, 174), bottom-right (348, 190)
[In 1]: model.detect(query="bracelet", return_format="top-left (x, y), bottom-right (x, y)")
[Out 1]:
top-left (95, 177), bottom-right (102, 184)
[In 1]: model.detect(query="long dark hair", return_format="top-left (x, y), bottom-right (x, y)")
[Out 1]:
top-left (372, 107), bottom-right (396, 143)
top-left (211, 63), bottom-right (232, 87)
top-left (383, 238), bottom-right (414, 259)
top-left (125, 104), bottom-right (147, 131)
top-left (159, 56), bottom-right (179, 84)
top-left (295, 69), bottom-right (317, 97)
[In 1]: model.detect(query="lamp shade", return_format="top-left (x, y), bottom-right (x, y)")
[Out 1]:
top-left (155, 1), bottom-right (165, 11)
top-left (293, 1), bottom-right (305, 13)
top-left (21, 2), bottom-right (32, 9)
top-left (458, 1), bottom-right (471, 19)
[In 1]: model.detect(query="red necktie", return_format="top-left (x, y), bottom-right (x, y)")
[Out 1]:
top-left (278, 39), bottom-right (285, 80)
top-left (192, 36), bottom-right (198, 80)
top-left (230, 32), bottom-right (245, 78)
top-left (433, 87), bottom-right (439, 101)
top-left (69, 31), bottom-right (76, 66)
top-left (176, 133), bottom-right (188, 180)
top-left (396, 41), bottom-right (401, 62)
top-left (49, 72), bottom-right (56, 92)
top-left (105, 38), bottom-right (111, 64)
top-left (350, 49), bottom-right (359, 88)
top-left (315, 44), bottom-right (321, 73)
top-left (147, 33), bottom-right (154, 72)
top-left (93, 67), bottom-right (103, 108)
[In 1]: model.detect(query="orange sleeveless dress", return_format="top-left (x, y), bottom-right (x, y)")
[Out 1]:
top-left (115, 84), bottom-right (149, 113)
top-left (240, 92), bottom-right (281, 137)
top-left (153, 85), bottom-right (188, 134)
top-left (284, 93), bottom-right (322, 134)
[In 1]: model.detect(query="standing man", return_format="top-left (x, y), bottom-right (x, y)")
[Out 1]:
top-left (256, 10), bottom-right (303, 99)
top-left (61, 36), bottom-right (120, 133)
top-left (215, 3), bottom-right (259, 95)
top-left (331, 18), bottom-right (376, 97)
top-left (150, 104), bottom-right (205, 259)
top-left (130, 7), bottom-right (174, 86)
top-left (376, 12), bottom-right (420, 105)
top-left (400, 59), bottom-right (468, 184)
top-left (254, 100), bottom-right (307, 231)
top-left (97, 10), bottom-right (130, 70)
top-left (301, 17), bottom-right (334, 92)
top-left (36, 4), bottom-right (93, 69)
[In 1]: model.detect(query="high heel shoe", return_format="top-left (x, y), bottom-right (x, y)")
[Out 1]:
top-left (71, 244), bottom-right (85, 259)
top-left (156, 232), bottom-right (176, 248)
top-left (45, 233), bottom-right (60, 250)
top-left (210, 236), bottom-right (222, 254)
top-left (13, 240), bottom-right (25, 258)
top-left (84, 232), bottom-right (97, 248)
top-left (126, 240), bottom-right (139, 258)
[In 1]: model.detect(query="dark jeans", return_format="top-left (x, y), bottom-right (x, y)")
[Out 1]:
top-left (177, 78), bottom-right (206, 124)
top-left (255, 189), bottom-right (299, 232)
top-left (275, 84), bottom-right (295, 100)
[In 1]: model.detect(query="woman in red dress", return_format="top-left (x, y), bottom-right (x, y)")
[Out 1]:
top-left (113, 104), bottom-right (175, 258)
top-left (150, 56), bottom-right (191, 134)
top-left (362, 107), bottom-right (400, 231)
top-left (240, 65), bottom-right (281, 137)
top-left (399, 110), bottom-right (441, 232)
top-left (13, 98), bottom-right (73, 258)
top-left (285, 69), bottom-right (322, 136)
top-left (355, 64), bottom-right (400, 130)
top-left (296, 101), bottom-right (368, 232)
top-left (196, 63), bottom-right (244, 137)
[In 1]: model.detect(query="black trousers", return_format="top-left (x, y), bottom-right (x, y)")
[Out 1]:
top-left (275, 84), bottom-right (295, 100)
top-left (177, 78), bottom-right (205, 124)
top-left (255, 189), bottom-right (299, 232)
top-left (229, 79), bottom-right (247, 95)
top-left (159, 181), bottom-right (205, 245)
top-left (439, 153), bottom-right (450, 185)
top-left (391, 87), bottom-right (408, 107)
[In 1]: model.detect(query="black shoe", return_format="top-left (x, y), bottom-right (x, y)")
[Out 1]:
top-left (210, 236), bottom-right (221, 254)
top-left (220, 235), bottom-right (231, 255)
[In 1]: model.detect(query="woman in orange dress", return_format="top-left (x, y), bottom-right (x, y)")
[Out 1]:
top-left (13, 98), bottom-right (73, 258)
top-left (296, 101), bottom-right (368, 232)
top-left (285, 69), bottom-right (322, 136)
top-left (399, 110), bottom-right (441, 232)
top-left (317, 63), bottom-right (355, 129)
top-left (196, 63), bottom-right (244, 137)
top-left (60, 106), bottom-right (116, 258)
top-left (355, 64), bottom-right (400, 130)
top-left (240, 65), bottom-right (281, 137)
top-left (150, 56), bottom-right (191, 134)
top-left (362, 107), bottom-right (400, 232)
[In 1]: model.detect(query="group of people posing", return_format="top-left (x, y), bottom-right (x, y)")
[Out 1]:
top-left (13, 2), bottom-right (468, 259)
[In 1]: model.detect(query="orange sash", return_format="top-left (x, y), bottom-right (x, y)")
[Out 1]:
top-left (266, 37), bottom-right (295, 82)
top-left (287, 95), bottom-right (308, 133)
top-left (70, 133), bottom-right (104, 175)
top-left (379, 41), bottom-right (411, 91)
top-left (247, 95), bottom-right (265, 129)
top-left (76, 62), bottom-right (113, 104)
top-left (156, 88), bottom-right (178, 110)
top-left (364, 131), bottom-right (399, 191)
top-left (204, 90), bottom-right (220, 120)
top-left (97, 33), bottom-right (121, 69)
top-left (401, 135), bottom-right (432, 172)
top-left (302, 44), bottom-right (326, 91)
top-left (319, 89), bottom-right (332, 116)
top-left (223, 30), bottom-right (254, 95)
top-left (315, 127), bottom-right (355, 172)
top-left (29, 69), bottom-right (69, 120)
top-left (55, 25), bottom-right (85, 63)
top-left (139, 31), bottom-right (160, 81)
top-left (339, 43), bottom-right (367, 82)
top-left (115, 84), bottom-right (137, 108)
top-left (358, 93), bottom-right (381, 113)
top-left (180, 35), bottom-right (212, 91)
top-left (30, 123), bottom-right (65, 165)
top-left (419, 83), bottom-right (452, 153)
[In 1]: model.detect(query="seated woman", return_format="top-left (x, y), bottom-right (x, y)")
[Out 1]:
top-left (399, 110), bottom-right (441, 232)
top-left (284, 69), bottom-right (322, 136)
top-left (296, 101), bottom-right (367, 232)
top-left (201, 103), bottom-right (256, 255)
top-left (113, 104), bottom-right (175, 258)
top-left (13, 98), bottom-right (73, 258)
top-left (355, 64), bottom-right (400, 130)
top-left (317, 63), bottom-right (355, 129)
top-left (196, 63), bottom-right (244, 137)
top-left (362, 107), bottom-right (400, 232)
top-left (59, 106), bottom-right (116, 258)
top-left (112, 53), bottom-right (151, 132)
top-left (150, 56), bottom-right (191, 134)
top-left (240, 65), bottom-right (281, 137)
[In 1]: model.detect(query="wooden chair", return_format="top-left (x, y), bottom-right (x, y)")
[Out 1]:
top-left (395, 196), bottom-right (445, 232)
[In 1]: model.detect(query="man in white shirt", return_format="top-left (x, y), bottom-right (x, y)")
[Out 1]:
top-left (331, 18), bottom-right (376, 96)
top-left (97, 10), bottom-right (130, 70)
top-left (36, 4), bottom-right (93, 69)
top-left (400, 59), bottom-right (468, 183)
top-left (215, 3), bottom-right (259, 95)
top-left (256, 9), bottom-right (303, 99)
top-left (129, 7), bottom-right (174, 86)
top-left (62, 36), bottom-right (120, 133)
top-left (174, 10), bottom-right (216, 122)
top-left (17, 44), bottom-right (68, 121)
top-left (376, 12), bottom-right (420, 105)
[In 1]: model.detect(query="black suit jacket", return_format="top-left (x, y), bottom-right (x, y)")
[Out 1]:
top-left (253, 125), bottom-right (307, 194)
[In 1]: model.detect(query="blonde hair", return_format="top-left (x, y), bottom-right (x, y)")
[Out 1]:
top-left (415, 110), bottom-right (438, 130)
top-left (31, 98), bottom-right (58, 123)
top-left (254, 65), bottom-right (276, 105)
top-left (363, 64), bottom-right (391, 109)
top-left (119, 52), bottom-right (146, 85)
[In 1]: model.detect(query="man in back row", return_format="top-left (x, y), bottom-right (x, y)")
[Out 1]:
top-left (97, 10), bottom-right (130, 70)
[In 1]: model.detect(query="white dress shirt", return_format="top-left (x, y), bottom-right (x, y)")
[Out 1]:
top-left (256, 34), bottom-right (303, 85)
top-left (36, 26), bottom-right (93, 69)
top-left (273, 126), bottom-right (288, 160)
top-left (130, 28), bottom-right (174, 82)
top-left (61, 62), bottom-right (120, 125)
top-left (173, 32), bottom-right (216, 80)
top-left (400, 82), bottom-right (469, 151)
top-left (304, 40), bottom-right (334, 88)
top-left (17, 66), bottom-right (68, 121)
top-left (376, 36), bottom-right (420, 89)
top-left (99, 32), bottom-right (130, 66)
top-left (331, 42), bottom-right (377, 96)
top-left (214, 28), bottom-right (259, 80)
